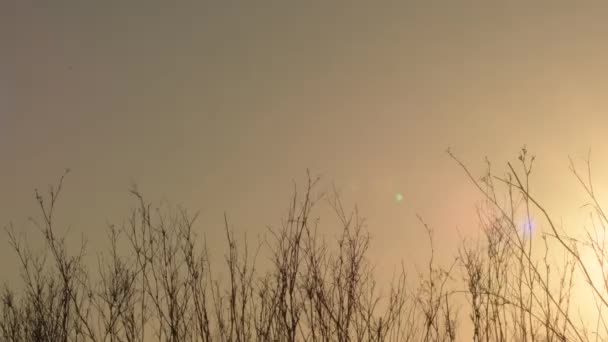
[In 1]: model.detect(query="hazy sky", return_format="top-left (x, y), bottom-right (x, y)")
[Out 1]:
top-left (3, 2), bottom-right (608, 288)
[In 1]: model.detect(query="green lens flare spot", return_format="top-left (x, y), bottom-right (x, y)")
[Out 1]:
top-left (395, 193), bottom-right (404, 202)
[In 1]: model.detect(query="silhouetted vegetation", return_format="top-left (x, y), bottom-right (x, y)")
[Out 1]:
top-left (3, 148), bottom-right (608, 341)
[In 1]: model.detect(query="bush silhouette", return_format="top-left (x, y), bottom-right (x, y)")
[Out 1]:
top-left (2, 149), bottom-right (608, 341)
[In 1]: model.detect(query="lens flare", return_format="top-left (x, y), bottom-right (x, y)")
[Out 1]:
top-left (521, 217), bottom-right (535, 236)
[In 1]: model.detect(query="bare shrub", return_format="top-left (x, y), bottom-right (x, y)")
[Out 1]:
top-left (1, 172), bottom-right (416, 342)
top-left (8, 148), bottom-right (608, 341)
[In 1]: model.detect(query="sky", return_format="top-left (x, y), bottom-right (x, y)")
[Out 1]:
top-left (3, 1), bottom-right (608, 302)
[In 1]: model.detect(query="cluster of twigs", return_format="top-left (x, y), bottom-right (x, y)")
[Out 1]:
top-left (3, 148), bottom-right (608, 341)
top-left (0, 172), bottom-right (421, 342)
